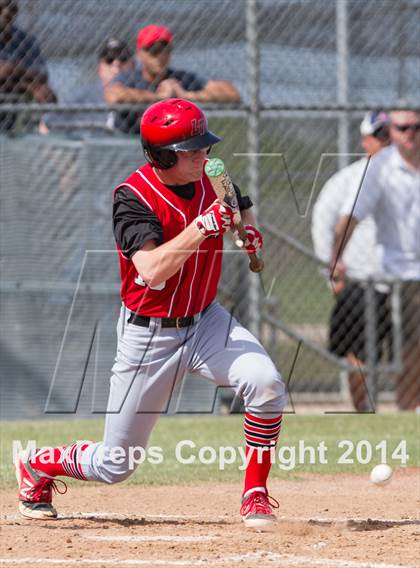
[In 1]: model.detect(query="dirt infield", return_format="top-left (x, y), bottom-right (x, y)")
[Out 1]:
top-left (1, 470), bottom-right (419, 568)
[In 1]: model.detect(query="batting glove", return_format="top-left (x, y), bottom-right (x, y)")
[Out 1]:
top-left (194, 200), bottom-right (234, 238)
top-left (235, 224), bottom-right (263, 253)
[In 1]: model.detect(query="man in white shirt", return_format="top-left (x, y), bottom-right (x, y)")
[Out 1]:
top-left (312, 112), bottom-right (391, 410)
top-left (332, 110), bottom-right (420, 410)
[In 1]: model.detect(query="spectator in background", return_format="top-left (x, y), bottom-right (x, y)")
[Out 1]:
top-left (105, 24), bottom-right (241, 133)
top-left (312, 111), bottom-right (391, 411)
top-left (40, 37), bottom-right (134, 134)
top-left (332, 110), bottom-right (420, 411)
top-left (0, 0), bottom-right (56, 130)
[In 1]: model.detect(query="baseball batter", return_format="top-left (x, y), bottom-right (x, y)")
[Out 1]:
top-left (16, 98), bottom-right (286, 528)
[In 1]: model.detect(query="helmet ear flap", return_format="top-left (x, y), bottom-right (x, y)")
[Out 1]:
top-left (143, 142), bottom-right (177, 169)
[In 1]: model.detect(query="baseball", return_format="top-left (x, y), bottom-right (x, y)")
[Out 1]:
top-left (370, 464), bottom-right (393, 486)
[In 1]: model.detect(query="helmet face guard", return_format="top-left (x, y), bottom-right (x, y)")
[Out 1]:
top-left (140, 98), bottom-right (221, 169)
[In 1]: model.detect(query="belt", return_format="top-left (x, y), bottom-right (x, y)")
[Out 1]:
top-left (128, 304), bottom-right (211, 329)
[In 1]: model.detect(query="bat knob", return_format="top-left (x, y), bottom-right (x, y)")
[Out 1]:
top-left (249, 258), bottom-right (264, 273)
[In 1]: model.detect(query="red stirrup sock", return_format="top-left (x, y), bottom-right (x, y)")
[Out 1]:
top-left (243, 413), bottom-right (282, 497)
top-left (29, 442), bottom-right (91, 480)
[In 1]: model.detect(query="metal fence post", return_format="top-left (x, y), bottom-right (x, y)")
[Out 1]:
top-left (391, 280), bottom-right (403, 373)
top-left (364, 280), bottom-right (378, 410)
top-left (336, 0), bottom-right (350, 170)
top-left (246, 0), bottom-right (261, 337)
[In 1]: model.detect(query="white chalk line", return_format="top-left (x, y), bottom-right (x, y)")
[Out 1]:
top-left (83, 534), bottom-right (218, 543)
top-left (2, 511), bottom-right (419, 525)
top-left (0, 552), bottom-right (414, 567)
top-left (0, 512), bottom-right (228, 522)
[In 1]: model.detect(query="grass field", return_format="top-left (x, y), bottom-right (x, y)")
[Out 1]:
top-left (1, 414), bottom-right (418, 487)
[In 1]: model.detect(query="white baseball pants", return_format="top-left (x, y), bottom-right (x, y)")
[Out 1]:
top-left (81, 301), bottom-right (286, 483)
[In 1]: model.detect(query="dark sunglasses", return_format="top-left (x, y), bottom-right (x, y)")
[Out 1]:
top-left (391, 122), bottom-right (420, 133)
top-left (144, 41), bottom-right (172, 56)
top-left (103, 54), bottom-right (129, 64)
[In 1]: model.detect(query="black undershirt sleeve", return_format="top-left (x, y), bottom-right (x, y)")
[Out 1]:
top-left (113, 186), bottom-right (163, 258)
top-left (233, 183), bottom-right (253, 210)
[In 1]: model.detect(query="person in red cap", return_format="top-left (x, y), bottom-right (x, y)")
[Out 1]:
top-left (105, 24), bottom-right (240, 133)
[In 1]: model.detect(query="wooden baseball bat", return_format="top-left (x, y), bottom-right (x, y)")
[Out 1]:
top-left (204, 158), bottom-right (264, 273)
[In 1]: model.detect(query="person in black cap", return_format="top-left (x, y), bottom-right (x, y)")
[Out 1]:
top-left (96, 38), bottom-right (134, 106)
top-left (40, 37), bottom-right (134, 134)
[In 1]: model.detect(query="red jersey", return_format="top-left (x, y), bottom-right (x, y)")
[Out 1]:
top-left (115, 163), bottom-right (223, 317)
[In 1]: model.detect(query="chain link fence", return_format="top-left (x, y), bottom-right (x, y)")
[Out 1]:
top-left (1, 0), bottom-right (419, 418)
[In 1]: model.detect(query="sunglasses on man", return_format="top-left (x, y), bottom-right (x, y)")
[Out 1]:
top-left (103, 54), bottom-right (130, 65)
top-left (391, 123), bottom-right (420, 133)
top-left (144, 41), bottom-right (172, 56)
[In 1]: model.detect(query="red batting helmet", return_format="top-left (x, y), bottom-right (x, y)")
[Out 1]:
top-left (140, 98), bottom-right (221, 169)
